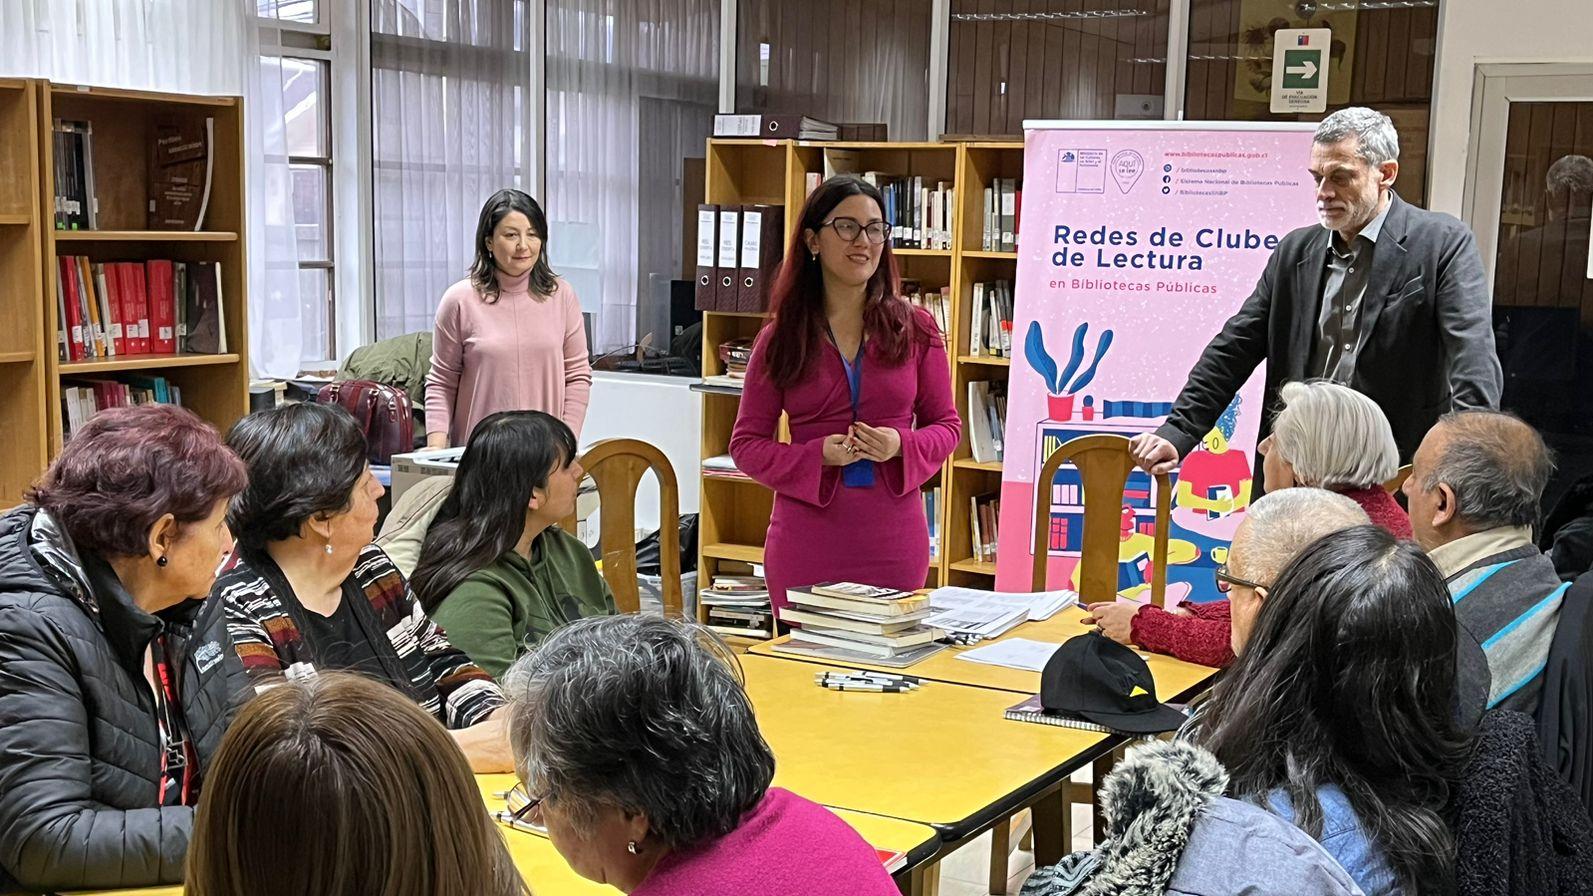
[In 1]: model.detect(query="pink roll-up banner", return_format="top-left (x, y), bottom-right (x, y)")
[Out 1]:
top-left (993, 122), bottom-right (1317, 607)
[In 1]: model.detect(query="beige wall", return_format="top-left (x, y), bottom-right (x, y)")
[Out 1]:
top-left (1428, 0), bottom-right (1593, 216)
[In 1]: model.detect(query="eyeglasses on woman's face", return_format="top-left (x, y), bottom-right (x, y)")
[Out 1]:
top-left (822, 216), bottom-right (891, 245)
top-left (1214, 562), bottom-right (1268, 594)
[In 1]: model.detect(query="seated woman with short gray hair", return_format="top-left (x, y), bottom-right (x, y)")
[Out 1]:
top-left (1260, 379), bottom-right (1410, 538)
top-left (502, 614), bottom-right (899, 895)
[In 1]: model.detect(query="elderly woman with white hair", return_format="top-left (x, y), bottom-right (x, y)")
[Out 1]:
top-left (501, 614), bottom-right (899, 896)
top-left (1259, 379), bottom-right (1411, 538)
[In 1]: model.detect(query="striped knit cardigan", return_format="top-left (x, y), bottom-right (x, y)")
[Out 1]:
top-left (214, 543), bottom-right (504, 729)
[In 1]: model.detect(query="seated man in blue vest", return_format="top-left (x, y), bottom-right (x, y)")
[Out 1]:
top-left (1404, 410), bottom-right (1566, 723)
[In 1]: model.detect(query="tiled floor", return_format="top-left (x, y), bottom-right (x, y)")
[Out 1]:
top-left (931, 802), bottom-right (1096, 896)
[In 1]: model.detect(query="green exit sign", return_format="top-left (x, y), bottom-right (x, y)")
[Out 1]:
top-left (1281, 49), bottom-right (1323, 89)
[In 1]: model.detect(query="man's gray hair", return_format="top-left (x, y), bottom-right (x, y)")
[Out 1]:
top-left (501, 614), bottom-right (775, 850)
top-left (1424, 410), bottom-right (1555, 531)
top-left (1238, 487), bottom-right (1369, 586)
top-left (1271, 380), bottom-right (1398, 490)
top-left (1547, 155), bottom-right (1593, 198)
top-left (1315, 106), bottom-right (1400, 167)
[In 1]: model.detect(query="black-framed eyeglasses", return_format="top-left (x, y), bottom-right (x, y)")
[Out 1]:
top-left (823, 217), bottom-right (891, 245)
top-left (1214, 562), bottom-right (1268, 594)
top-left (495, 781), bottom-right (547, 834)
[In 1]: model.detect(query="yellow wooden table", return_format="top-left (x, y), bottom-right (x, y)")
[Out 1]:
top-left (749, 605), bottom-right (1216, 700)
top-left (71, 778), bottom-right (940, 896)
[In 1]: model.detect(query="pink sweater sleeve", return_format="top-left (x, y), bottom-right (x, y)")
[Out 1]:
top-left (880, 312), bottom-right (961, 498)
top-left (558, 281), bottom-right (593, 438)
top-left (424, 285), bottom-right (466, 440)
top-left (729, 333), bottom-right (839, 508)
top-left (1129, 601), bottom-right (1235, 668)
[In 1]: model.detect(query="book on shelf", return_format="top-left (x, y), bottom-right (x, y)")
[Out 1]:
top-left (967, 380), bottom-right (1008, 464)
top-left (969, 491), bottom-right (1000, 564)
top-left (982, 177), bottom-right (1023, 251)
top-left (699, 571), bottom-right (771, 638)
top-left (61, 374), bottom-right (183, 441)
top-left (56, 257), bottom-right (225, 361)
top-left (52, 119), bottom-right (97, 230)
top-left (858, 174), bottom-right (954, 251)
top-left (702, 454), bottom-right (752, 482)
top-left (717, 338), bottom-right (753, 377)
top-left (968, 280), bottom-right (1014, 358)
top-left (901, 278), bottom-right (951, 336)
top-left (698, 374), bottom-right (744, 391)
top-left (713, 113), bottom-right (838, 141)
top-left (924, 484), bottom-right (942, 565)
top-left (149, 117), bottom-right (215, 231)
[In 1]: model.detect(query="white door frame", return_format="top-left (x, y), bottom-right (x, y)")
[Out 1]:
top-left (1462, 62), bottom-right (1593, 289)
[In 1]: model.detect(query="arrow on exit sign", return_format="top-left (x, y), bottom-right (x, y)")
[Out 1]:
top-left (1285, 58), bottom-right (1317, 80)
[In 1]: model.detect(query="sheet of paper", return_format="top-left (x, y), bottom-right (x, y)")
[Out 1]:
top-left (923, 604), bottom-right (1028, 638)
top-left (954, 638), bottom-right (1064, 672)
top-left (928, 586), bottom-right (1079, 621)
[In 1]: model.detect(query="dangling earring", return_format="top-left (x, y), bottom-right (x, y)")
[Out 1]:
top-left (627, 841), bottom-right (639, 855)
top-left (324, 543), bottom-right (334, 556)
top-left (809, 250), bottom-right (818, 262)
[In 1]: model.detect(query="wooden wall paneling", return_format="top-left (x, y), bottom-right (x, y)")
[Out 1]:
top-left (1005, 0), bottom-right (1029, 135)
top-left (1024, 1), bottom-right (1047, 124)
top-left (972, 0), bottom-right (993, 134)
top-left (1041, 13), bottom-right (1062, 124)
top-left (1413, 6), bottom-right (1437, 97)
top-left (1183, 0), bottom-right (1209, 119)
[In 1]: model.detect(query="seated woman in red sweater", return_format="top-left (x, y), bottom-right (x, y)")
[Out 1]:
top-left (1088, 380), bottom-right (1410, 667)
top-left (1085, 487), bottom-right (1367, 667)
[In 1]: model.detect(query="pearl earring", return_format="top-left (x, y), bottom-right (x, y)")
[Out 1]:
top-left (627, 841), bottom-right (638, 855)
top-left (324, 543), bottom-right (334, 556)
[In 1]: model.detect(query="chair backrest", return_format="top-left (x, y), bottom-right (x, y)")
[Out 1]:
top-left (560, 438), bottom-right (683, 616)
top-left (1031, 434), bottom-right (1172, 606)
top-left (1383, 463), bottom-right (1413, 495)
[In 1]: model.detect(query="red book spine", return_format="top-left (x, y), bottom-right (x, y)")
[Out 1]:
top-left (100, 265), bottom-right (125, 356)
top-left (146, 260), bottom-right (176, 353)
top-left (133, 263), bottom-right (151, 354)
top-left (59, 256), bottom-right (84, 362)
top-left (115, 264), bottom-right (141, 356)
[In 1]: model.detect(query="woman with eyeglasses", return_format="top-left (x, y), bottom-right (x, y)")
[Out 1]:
top-left (186, 672), bottom-right (528, 896)
top-left (730, 175), bottom-right (959, 619)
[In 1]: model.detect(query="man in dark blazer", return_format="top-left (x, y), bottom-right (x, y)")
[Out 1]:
top-left (1130, 107), bottom-right (1502, 489)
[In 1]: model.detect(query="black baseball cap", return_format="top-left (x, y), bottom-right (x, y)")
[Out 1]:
top-left (1040, 631), bottom-right (1187, 735)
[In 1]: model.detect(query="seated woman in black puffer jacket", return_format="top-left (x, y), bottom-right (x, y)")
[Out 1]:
top-left (0, 405), bottom-right (250, 892)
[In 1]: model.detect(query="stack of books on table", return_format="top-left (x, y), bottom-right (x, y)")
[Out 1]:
top-left (700, 574), bottom-right (773, 639)
top-left (774, 582), bottom-right (945, 665)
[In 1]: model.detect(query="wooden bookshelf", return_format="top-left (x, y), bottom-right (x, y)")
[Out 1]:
top-left (946, 141), bottom-right (1023, 586)
top-left (0, 79), bottom-right (50, 508)
top-left (37, 83), bottom-right (249, 456)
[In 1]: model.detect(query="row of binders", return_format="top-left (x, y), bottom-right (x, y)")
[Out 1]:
top-left (967, 380), bottom-right (1008, 465)
top-left (695, 204), bottom-right (785, 313)
top-left (52, 120), bottom-right (98, 230)
top-left (56, 256), bottom-right (227, 362)
top-left (969, 279), bottom-right (1015, 358)
top-left (62, 374), bottom-right (183, 441)
top-left (713, 113), bottom-right (839, 141)
top-left (982, 177), bottom-right (1022, 252)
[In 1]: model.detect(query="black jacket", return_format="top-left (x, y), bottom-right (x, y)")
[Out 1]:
top-left (0, 506), bottom-right (248, 892)
top-left (1538, 570), bottom-right (1593, 815)
top-left (1452, 710), bottom-right (1593, 896)
top-left (1154, 193), bottom-right (1501, 482)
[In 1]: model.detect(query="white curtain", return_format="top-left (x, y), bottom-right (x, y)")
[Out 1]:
top-left (545, 0), bottom-right (719, 354)
top-left (0, 0), bottom-right (245, 93)
top-left (245, 24), bottom-right (311, 377)
top-left (370, 0), bottom-right (533, 340)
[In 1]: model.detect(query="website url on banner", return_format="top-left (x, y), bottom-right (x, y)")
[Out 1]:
top-left (1163, 151), bottom-right (1269, 159)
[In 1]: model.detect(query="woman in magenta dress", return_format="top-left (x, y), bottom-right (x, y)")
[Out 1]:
top-left (730, 176), bottom-right (960, 618)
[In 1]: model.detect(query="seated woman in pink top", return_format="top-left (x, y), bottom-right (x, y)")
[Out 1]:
top-left (426, 189), bottom-right (592, 447)
top-left (501, 614), bottom-right (899, 896)
top-left (730, 175), bottom-right (960, 618)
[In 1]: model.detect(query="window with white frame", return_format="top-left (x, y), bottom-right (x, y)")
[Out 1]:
top-left (283, 56), bottom-right (336, 362)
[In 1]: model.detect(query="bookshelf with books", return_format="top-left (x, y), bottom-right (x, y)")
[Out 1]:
top-left (37, 83), bottom-right (247, 454)
top-left (0, 79), bottom-right (51, 508)
top-left (946, 142), bottom-right (1023, 585)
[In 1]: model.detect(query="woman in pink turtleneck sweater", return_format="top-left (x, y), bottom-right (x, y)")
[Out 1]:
top-left (426, 190), bottom-right (592, 447)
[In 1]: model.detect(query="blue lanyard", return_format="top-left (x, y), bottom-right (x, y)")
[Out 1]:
top-left (826, 323), bottom-right (874, 488)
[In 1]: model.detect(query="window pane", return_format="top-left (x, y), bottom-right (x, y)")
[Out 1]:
top-left (283, 58), bottom-right (327, 158)
top-left (1185, 0), bottom-right (1440, 206)
top-left (258, 0), bottom-right (317, 24)
top-left (291, 164), bottom-right (329, 261)
top-left (738, 0), bottom-right (930, 141)
top-left (298, 267), bottom-right (334, 362)
top-left (946, 1), bottom-right (1171, 135)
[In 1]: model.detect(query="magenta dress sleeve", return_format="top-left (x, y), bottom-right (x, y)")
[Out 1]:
top-left (880, 317), bottom-right (961, 498)
top-left (729, 336), bottom-right (840, 508)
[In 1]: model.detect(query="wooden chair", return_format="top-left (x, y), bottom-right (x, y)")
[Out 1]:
top-left (1384, 462), bottom-right (1413, 495)
top-left (559, 438), bottom-right (684, 617)
top-left (1032, 434), bottom-right (1173, 606)
top-left (989, 436), bottom-right (1174, 892)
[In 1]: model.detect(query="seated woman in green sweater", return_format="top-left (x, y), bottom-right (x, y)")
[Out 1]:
top-left (411, 410), bottom-right (615, 677)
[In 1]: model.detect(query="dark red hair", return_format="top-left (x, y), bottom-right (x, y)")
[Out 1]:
top-left (28, 404), bottom-right (248, 558)
top-left (760, 175), bottom-right (939, 390)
